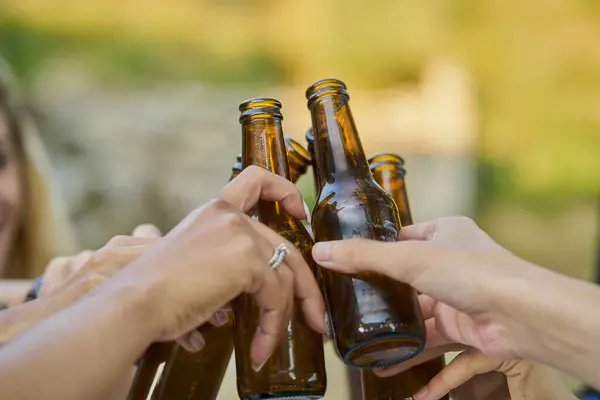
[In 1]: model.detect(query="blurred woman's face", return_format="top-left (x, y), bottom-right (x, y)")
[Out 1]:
top-left (0, 110), bottom-right (23, 271)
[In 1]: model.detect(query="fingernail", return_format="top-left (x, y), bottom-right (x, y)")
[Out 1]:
top-left (324, 312), bottom-right (332, 338)
top-left (413, 386), bottom-right (429, 400)
top-left (214, 311), bottom-right (228, 326)
top-left (252, 351), bottom-right (272, 373)
top-left (189, 330), bottom-right (205, 351)
top-left (312, 243), bottom-right (331, 263)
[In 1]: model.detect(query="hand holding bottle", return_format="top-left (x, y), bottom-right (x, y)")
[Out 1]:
top-left (415, 349), bottom-right (576, 400)
top-left (312, 216), bottom-right (600, 390)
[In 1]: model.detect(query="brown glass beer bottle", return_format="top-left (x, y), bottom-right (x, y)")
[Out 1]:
top-left (127, 342), bottom-right (177, 400)
top-left (284, 136), bottom-right (311, 183)
top-left (233, 97), bottom-right (326, 400)
top-left (361, 153), bottom-right (447, 399)
top-left (306, 78), bottom-right (425, 368)
top-left (304, 128), bottom-right (323, 198)
top-left (153, 317), bottom-right (234, 400)
top-left (127, 158), bottom-right (239, 400)
top-left (231, 154), bottom-right (243, 180)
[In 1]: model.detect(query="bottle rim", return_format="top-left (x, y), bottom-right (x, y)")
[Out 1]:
top-left (305, 78), bottom-right (349, 106)
top-left (304, 127), bottom-right (314, 143)
top-left (284, 136), bottom-right (311, 164)
top-left (368, 153), bottom-right (406, 175)
top-left (239, 97), bottom-right (283, 122)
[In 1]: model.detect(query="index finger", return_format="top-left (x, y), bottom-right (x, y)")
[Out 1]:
top-left (398, 221), bottom-right (436, 241)
top-left (219, 166), bottom-right (306, 220)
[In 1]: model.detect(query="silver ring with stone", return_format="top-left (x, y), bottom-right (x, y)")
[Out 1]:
top-left (268, 243), bottom-right (289, 270)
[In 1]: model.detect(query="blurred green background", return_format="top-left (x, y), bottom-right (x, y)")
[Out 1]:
top-left (1, 0), bottom-right (598, 396)
top-left (2, 0), bottom-right (598, 276)
top-left (2, 0), bottom-right (598, 274)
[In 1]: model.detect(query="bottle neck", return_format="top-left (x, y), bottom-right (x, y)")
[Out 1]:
top-left (241, 117), bottom-right (290, 180)
top-left (309, 94), bottom-right (372, 186)
top-left (371, 165), bottom-right (413, 226)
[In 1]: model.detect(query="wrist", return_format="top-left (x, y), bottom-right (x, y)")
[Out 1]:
top-left (90, 276), bottom-right (164, 343)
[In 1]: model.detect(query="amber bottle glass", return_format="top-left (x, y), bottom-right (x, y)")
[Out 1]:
top-left (307, 78), bottom-right (425, 368)
top-left (233, 97), bottom-right (326, 400)
top-left (361, 153), bottom-right (447, 399)
top-left (127, 159), bottom-right (239, 400)
top-left (284, 136), bottom-right (311, 183)
top-left (152, 319), bottom-right (234, 400)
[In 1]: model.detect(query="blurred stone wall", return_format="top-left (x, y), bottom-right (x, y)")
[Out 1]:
top-left (32, 59), bottom-right (476, 250)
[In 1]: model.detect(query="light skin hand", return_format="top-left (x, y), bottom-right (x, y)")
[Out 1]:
top-left (0, 229), bottom-right (159, 344)
top-left (312, 216), bottom-right (600, 390)
top-left (0, 167), bottom-right (324, 400)
top-left (415, 349), bottom-right (575, 400)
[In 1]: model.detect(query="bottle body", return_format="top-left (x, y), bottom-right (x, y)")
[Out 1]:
top-left (305, 128), bottom-right (322, 198)
top-left (233, 218), bottom-right (326, 399)
top-left (127, 342), bottom-right (177, 400)
top-left (307, 79), bottom-right (425, 368)
top-left (234, 98), bottom-right (326, 400)
top-left (128, 158), bottom-right (239, 400)
top-left (312, 178), bottom-right (424, 368)
top-left (365, 153), bottom-right (447, 400)
top-left (361, 357), bottom-right (446, 399)
top-left (156, 317), bottom-right (234, 400)
top-left (284, 136), bottom-right (311, 183)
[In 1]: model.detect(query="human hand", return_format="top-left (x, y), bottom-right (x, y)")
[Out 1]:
top-left (312, 216), bottom-right (554, 365)
top-left (39, 224), bottom-right (162, 299)
top-left (104, 166), bottom-right (325, 367)
top-left (413, 349), bottom-right (574, 400)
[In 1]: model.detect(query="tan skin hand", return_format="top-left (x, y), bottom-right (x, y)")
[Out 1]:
top-left (0, 167), bottom-right (325, 400)
top-left (313, 216), bottom-right (589, 397)
top-left (414, 349), bottom-right (575, 400)
top-left (0, 226), bottom-right (161, 344)
top-left (106, 166), bottom-right (326, 367)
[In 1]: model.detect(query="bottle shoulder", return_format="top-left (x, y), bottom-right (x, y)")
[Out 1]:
top-left (312, 179), bottom-right (400, 242)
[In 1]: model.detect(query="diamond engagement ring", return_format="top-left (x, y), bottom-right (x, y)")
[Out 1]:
top-left (268, 243), bottom-right (289, 270)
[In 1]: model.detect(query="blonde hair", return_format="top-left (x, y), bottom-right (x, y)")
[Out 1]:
top-left (0, 60), bottom-right (77, 278)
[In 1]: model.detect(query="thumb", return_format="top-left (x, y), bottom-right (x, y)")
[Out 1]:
top-left (312, 238), bottom-right (462, 291)
top-left (132, 224), bottom-right (162, 239)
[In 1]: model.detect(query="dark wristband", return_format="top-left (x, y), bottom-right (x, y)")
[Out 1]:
top-left (24, 275), bottom-right (44, 303)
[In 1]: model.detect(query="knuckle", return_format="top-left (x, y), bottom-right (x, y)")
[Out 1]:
top-left (81, 272), bottom-right (107, 292)
top-left (106, 235), bottom-right (132, 247)
top-left (244, 165), bottom-right (264, 177)
top-left (206, 198), bottom-right (234, 216)
top-left (45, 256), bottom-right (68, 272)
top-left (89, 251), bottom-right (110, 267)
top-left (221, 212), bottom-right (245, 230)
top-left (454, 216), bottom-right (476, 226)
top-left (235, 234), bottom-right (256, 255)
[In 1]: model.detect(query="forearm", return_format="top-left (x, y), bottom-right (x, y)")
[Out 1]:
top-left (512, 265), bottom-right (600, 389)
top-left (0, 283), bottom-right (92, 343)
top-left (0, 280), bottom-right (32, 308)
top-left (0, 281), bottom-right (158, 400)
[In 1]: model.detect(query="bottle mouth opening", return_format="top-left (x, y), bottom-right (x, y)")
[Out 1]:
top-left (304, 127), bottom-right (314, 143)
top-left (368, 153), bottom-right (406, 174)
top-left (236, 154), bottom-right (242, 163)
top-left (239, 97), bottom-right (283, 122)
top-left (232, 162), bottom-right (243, 173)
top-left (305, 78), bottom-right (349, 106)
top-left (284, 136), bottom-right (311, 163)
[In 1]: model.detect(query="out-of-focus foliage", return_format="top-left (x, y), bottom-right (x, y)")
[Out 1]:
top-left (1, 0), bottom-right (599, 206)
